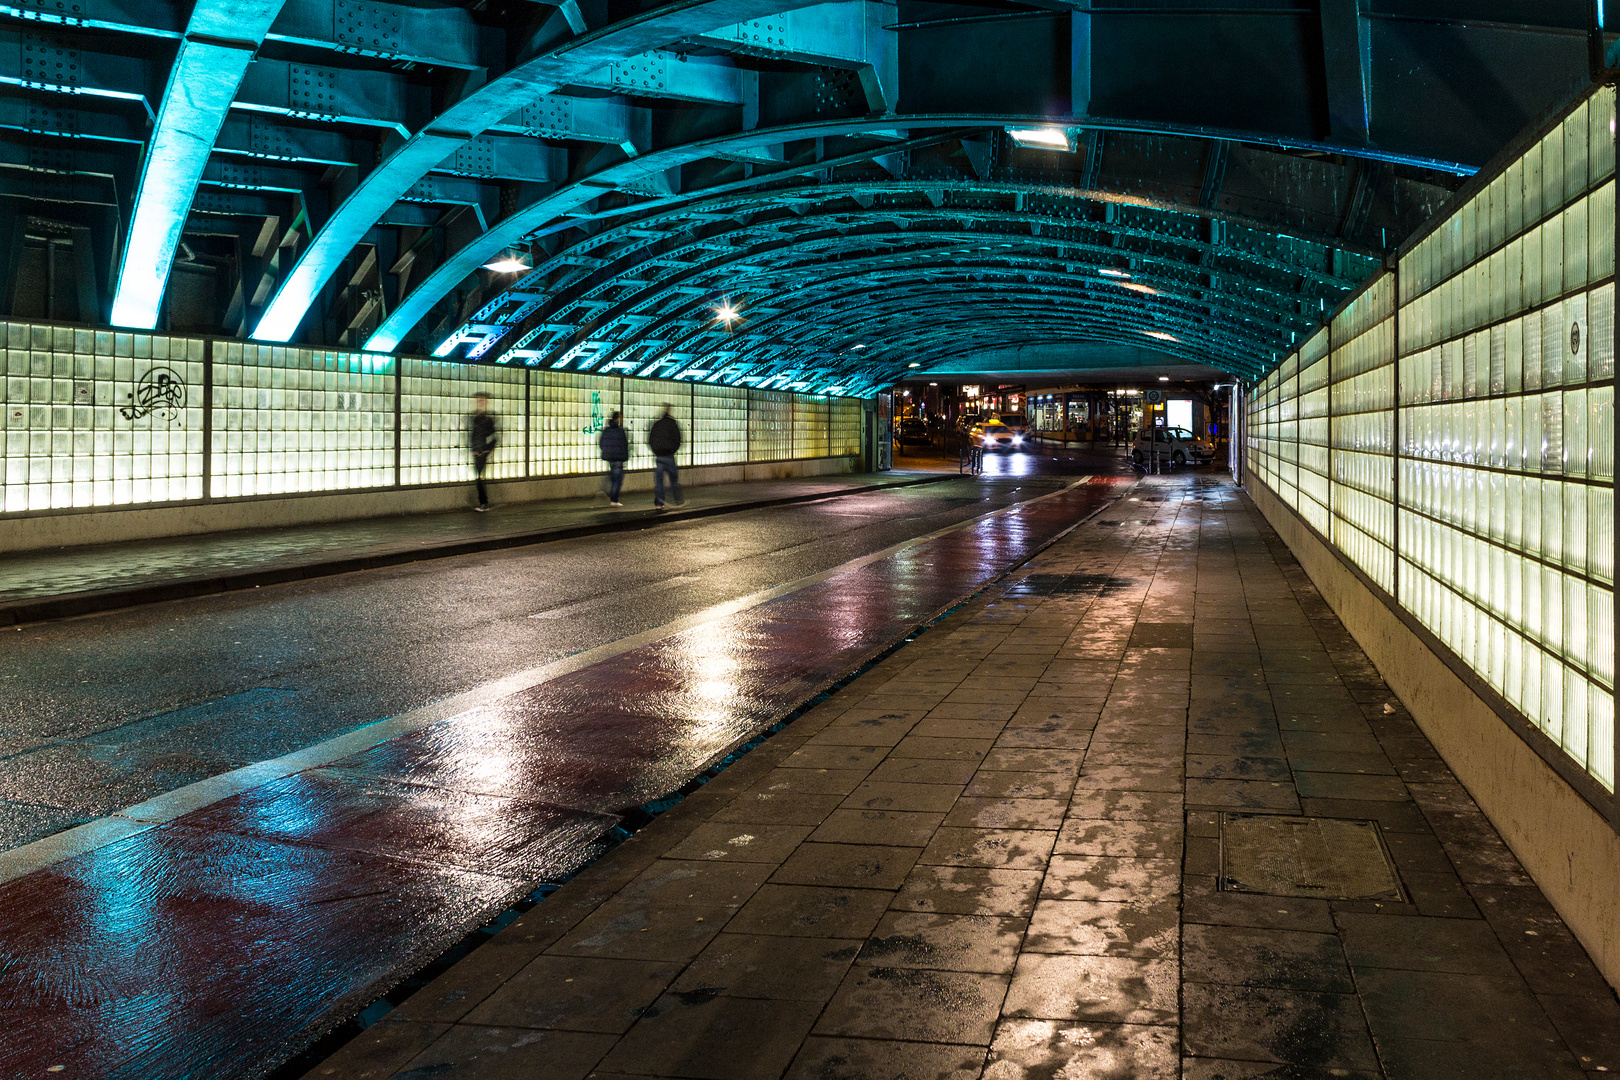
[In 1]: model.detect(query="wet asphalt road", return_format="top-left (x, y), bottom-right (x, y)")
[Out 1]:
top-left (0, 452), bottom-right (1122, 851)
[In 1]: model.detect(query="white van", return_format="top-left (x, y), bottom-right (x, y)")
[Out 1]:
top-left (1132, 425), bottom-right (1216, 467)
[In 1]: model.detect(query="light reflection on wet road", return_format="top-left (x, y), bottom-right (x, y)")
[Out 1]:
top-left (0, 454), bottom-right (1132, 1079)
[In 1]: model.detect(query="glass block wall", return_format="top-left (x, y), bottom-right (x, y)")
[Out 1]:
top-left (1244, 83), bottom-right (1616, 797)
top-left (212, 343), bottom-right (393, 498)
top-left (401, 359), bottom-right (526, 485)
top-left (2, 326), bottom-right (205, 512)
top-left (1297, 329), bottom-right (1331, 536)
top-left (2, 334), bottom-right (865, 516)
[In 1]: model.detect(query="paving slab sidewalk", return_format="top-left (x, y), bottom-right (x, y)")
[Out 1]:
top-left (301, 472), bottom-right (1620, 1080)
top-left (0, 470), bottom-right (952, 625)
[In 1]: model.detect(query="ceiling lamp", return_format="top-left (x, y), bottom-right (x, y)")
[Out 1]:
top-left (1143, 330), bottom-right (1178, 343)
top-left (1120, 282), bottom-right (1158, 295)
top-left (715, 304), bottom-right (739, 322)
top-left (1007, 127), bottom-right (1076, 152)
top-left (1098, 268), bottom-right (1131, 278)
top-left (483, 252), bottom-right (530, 273)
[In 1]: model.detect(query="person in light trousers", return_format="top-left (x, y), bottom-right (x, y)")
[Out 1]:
top-left (648, 403), bottom-right (684, 508)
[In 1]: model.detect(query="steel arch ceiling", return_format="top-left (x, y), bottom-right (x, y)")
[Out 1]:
top-left (0, 0), bottom-right (1608, 390)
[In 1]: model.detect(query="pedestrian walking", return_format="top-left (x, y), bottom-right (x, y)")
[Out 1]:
top-left (598, 410), bottom-right (628, 506)
top-left (468, 392), bottom-right (498, 511)
top-left (648, 403), bottom-right (684, 508)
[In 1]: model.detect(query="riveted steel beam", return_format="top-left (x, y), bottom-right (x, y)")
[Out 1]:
top-left (109, 0), bottom-right (286, 330)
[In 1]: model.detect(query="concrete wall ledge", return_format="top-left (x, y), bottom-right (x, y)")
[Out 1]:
top-left (1, 457), bottom-right (858, 553)
top-left (1245, 473), bottom-right (1620, 994)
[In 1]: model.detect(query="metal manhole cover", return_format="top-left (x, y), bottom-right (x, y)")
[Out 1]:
top-left (1220, 814), bottom-right (1403, 901)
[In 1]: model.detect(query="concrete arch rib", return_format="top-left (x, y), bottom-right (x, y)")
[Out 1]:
top-left (249, 0), bottom-right (835, 344)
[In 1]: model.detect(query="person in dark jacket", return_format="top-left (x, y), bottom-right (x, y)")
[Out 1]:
top-left (467, 392), bottom-right (497, 511)
top-left (648, 403), bottom-right (684, 508)
top-left (598, 410), bottom-right (629, 506)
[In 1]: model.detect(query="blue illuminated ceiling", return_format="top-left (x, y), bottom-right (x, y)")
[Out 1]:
top-left (0, 0), bottom-right (1608, 391)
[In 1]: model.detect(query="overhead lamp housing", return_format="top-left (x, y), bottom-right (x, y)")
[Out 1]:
top-left (1007, 127), bottom-right (1076, 152)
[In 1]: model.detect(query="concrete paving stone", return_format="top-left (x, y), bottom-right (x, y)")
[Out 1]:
top-left (709, 791), bottom-right (847, 826)
top-left (1392, 757), bottom-right (1455, 784)
top-left (1430, 826), bottom-right (1533, 887)
top-left (857, 912), bottom-right (1027, 974)
top-left (840, 780), bottom-right (964, 813)
top-left (1002, 954), bottom-right (1177, 1024)
top-left (1296, 797), bottom-right (1431, 833)
top-left (804, 721), bottom-right (916, 747)
top-left (726, 883), bottom-right (894, 939)
top-left (1276, 712), bottom-right (1376, 734)
top-left (660, 822), bottom-right (815, 864)
top-left (958, 676), bottom-right (1041, 691)
top-left (1263, 668), bottom-right (1342, 685)
top-left (942, 797), bottom-right (1068, 830)
top-left (746, 767), bottom-right (870, 798)
top-left (1178, 1060), bottom-right (1380, 1080)
top-left (1083, 743), bottom-right (1181, 767)
top-left (1186, 809), bottom-right (1220, 837)
top-left (780, 744), bottom-right (890, 771)
top-left (1184, 755), bottom-right (1292, 781)
top-left (1356, 967), bottom-right (1563, 1044)
top-left (919, 827), bottom-right (1058, 870)
top-left (1183, 923), bottom-right (1354, 993)
top-left (1291, 772), bottom-right (1409, 802)
top-left (1337, 912), bottom-right (1519, 977)
top-left (1281, 731), bottom-right (1385, 755)
top-left (298, 1018), bottom-right (449, 1079)
top-left (1184, 834), bottom-right (1221, 875)
top-left (868, 758), bottom-right (981, 786)
top-left (1068, 788), bottom-right (1184, 822)
top-left (889, 736), bottom-right (997, 762)
top-left (393, 1026), bottom-right (616, 1080)
top-left (1396, 870), bottom-right (1483, 919)
top-left (1022, 898), bottom-right (1179, 957)
top-left (1372, 1035), bottom-right (1584, 1079)
top-left (1189, 713), bottom-right (1279, 736)
top-left (783, 1037), bottom-right (987, 1080)
top-left (1468, 887), bottom-right (1613, 996)
top-left (984, 1018), bottom-right (1178, 1080)
top-left (980, 747), bottom-right (1086, 772)
top-left (912, 718), bottom-right (1012, 740)
top-left (461, 955), bottom-right (680, 1032)
top-left (770, 843), bottom-right (922, 891)
top-left (670, 933), bottom-right (862, 1002)
top-left (550, 901), bottom-right (730, 962)
top-left (391, 932), bottom-right (559, 1024)
top-left (1054, 818), bottom-right (1183, 860)
top-left (992, 726), bottom-right (1093, 751)
top-left (1040, 854), bottom-right (1180, 902)
top-left (1181, 874), bottom-right (1337, 933)
top-left (1180, 983), bottom-right (1380, 1073)
top-left (1087, 725), bottom-right (1186, 749)
top-left (807, 808), bottom-right (946, 848)
top-left (963, 771), bottom-right (1076, 800)
top-left (1007, 701), bottom-right (1102, 724)
top-left (1269, 686), bottom-right (1358, 710)
top-left (923, 700), bottom-right (1024, 722)
top-left (857, 691), bottom-right (952, 709)
top-left (814, 965), bottom-right (1010, 1044)
top-left (944, 687), bottom-right (1031, 705)
top-left (892, 864), bottom-right (1044, 916)
top-left (1538, 991), bottom-right (1620, 1072)
top-left (600, 993), bottom-right (823, 1080)
top-left (618, 860), bottom-right (776, 909)
top-left (1075, 764), bottom-right (1183, 793)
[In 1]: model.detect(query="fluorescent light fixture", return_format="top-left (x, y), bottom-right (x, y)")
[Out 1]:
top-left (1098, 268), bottom-right (1131, 278)
top-left (1121, 282), bottom-right (1158, 295)
top-left (1008, 127), bottom-right (1076, 151)
top-left (908, 362), bottom-right (921, 368)
top-left (1144, 331), bottom-right (1178, 342)
top-left (483, 255), bottom-right (530, 273)
top-left (1158, 376), bottom-right (1170, 381)
top-left (852, 343), bottom-right (866, 349)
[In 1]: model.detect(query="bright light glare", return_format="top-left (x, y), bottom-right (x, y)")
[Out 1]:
top-left (1158, 376), bottom-right (1170, 381)
top-left (1121, 282), bottom-right (1158, 295)
top-left (852, 343), bottom-right (866, 349)
top-left (483, 258), bottom-right (529, 273)
top-left (1098, 268), bottom-right (1131, 278)
top-left (715, 304), bottom-right (739, 321)
top-left (908, 362), bottom-right (921, 368)
top-left (1144, 330), bottom-right (1178, 342)
top-left (1007, 127), bottom-right (1074, 151)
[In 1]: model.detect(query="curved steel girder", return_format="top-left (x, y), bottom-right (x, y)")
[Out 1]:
top-left (250, 0), bottom-right (844, 344)
top-left (364, 111), bottom-right (1392, 354)
top-left (469, 202), bottom-right (1360, 365)
top-left (109, 0), bottom-right (287, 330)
top-left (537, 250), bottom-right (1301, 376)
top-left (591, 277), bottom-right (1270, 380)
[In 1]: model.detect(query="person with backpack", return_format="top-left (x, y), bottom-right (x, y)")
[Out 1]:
top-left (648, 403), bottom-right (684, 508)
top-left (467, 392), bottom-right (498, 511)
top-left (598, 410), bottom-right (629, 506)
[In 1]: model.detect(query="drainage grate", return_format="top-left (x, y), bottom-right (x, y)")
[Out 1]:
top-left (1219, 814), bottom-right (1403, 901)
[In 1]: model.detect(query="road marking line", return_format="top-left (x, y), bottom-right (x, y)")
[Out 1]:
top-left (0, 476), bottom-right (1098, 885)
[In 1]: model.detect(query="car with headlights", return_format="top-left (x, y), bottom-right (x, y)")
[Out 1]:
top-left (970, 421), bottom-right (1025, 451)
top-left (1131, 425), bottom-right (1216, 466)
top-left (896, 417), bottom-right (930, 445)
top-left (997, 414), bottom-right (1029, 436)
